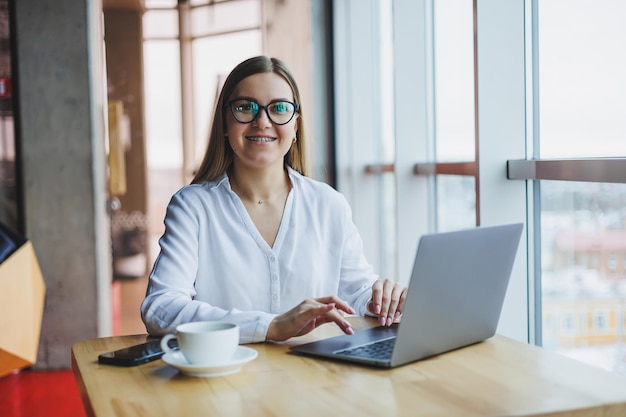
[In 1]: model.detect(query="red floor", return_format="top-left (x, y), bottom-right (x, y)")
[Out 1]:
top-left (0, 275), bottom-right (147, 417)
top-left (0, 369), bottom-right (87, 417)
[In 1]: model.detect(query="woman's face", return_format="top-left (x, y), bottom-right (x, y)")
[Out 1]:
top-left (225, 72), bottom-right (298, 172)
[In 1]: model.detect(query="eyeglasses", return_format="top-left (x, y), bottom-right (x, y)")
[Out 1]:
top-left (225, 98), bottom-right (299, 125)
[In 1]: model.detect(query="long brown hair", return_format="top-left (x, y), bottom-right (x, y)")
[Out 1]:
top-left (191, 56), bottom-right (308, 184)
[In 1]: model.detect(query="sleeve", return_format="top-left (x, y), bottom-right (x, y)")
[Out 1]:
top-left (140, 189), bottom-right (276, 344)
top-left (334, 194), bottom-right (379, 316)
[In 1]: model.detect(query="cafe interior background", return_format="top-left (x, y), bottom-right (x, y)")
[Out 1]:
top-left (1, 0), bottom-right (625, 384)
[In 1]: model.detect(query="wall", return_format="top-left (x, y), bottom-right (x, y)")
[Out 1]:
top-left (261, 0), bottom-right (335, 183)
top-left (104, 9), bottom-right (147, 215)
top-left (263, 0), bottom-right (320, 178)
top-left (104, 8), bottom-right (149, 280)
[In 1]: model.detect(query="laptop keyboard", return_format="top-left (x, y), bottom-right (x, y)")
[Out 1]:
top-left (334, 337), bottom-right (396, 360)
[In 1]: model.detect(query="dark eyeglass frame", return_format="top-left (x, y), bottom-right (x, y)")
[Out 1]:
top-left (224, 98), bottom-right (300, 126)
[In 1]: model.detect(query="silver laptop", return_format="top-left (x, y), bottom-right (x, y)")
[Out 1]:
top-left (289, 223), bottom-right (523, 368)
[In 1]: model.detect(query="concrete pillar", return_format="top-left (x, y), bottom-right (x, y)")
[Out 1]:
top-left (14, 0), bottom-right (111, 368)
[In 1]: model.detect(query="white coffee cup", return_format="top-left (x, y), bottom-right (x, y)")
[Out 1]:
top-left (160, 321), bottom-right (239, 366)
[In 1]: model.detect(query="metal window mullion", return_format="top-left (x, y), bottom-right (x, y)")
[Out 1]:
top-left (473, 0), bottom-right (481, 227)
top-left (526, 0), bottom-right (541, 347)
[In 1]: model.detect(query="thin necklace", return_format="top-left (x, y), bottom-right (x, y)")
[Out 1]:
top-left (229, 173), bottom-right (290, 206)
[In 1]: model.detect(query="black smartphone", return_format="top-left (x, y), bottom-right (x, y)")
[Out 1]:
top-left (98, 339), bottom-right (178, 367)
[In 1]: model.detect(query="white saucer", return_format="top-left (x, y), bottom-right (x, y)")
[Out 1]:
top-left (162, 346), bottom-right (258, 378)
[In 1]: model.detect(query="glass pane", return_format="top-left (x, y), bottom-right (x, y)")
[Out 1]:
top-left (379, 0), bottom-right (396, 280)
top-left (190, 0), bottom-right (261, 38)
top-left (436, 175), bottom-right (476, 232)
top-left (538, 0), bottom-right (626, 157)
top-left (143, 9), bottom-right (178, 39)
top-left (433, 0), bottom-right (475, 162)
top-left (380, 0), bottom-right (394, 163)
top-left (143, 40), bottom-right (182, 169)
top-left (191, 30), bottom-right (262, 168)
top-left (540, 181), bottom-right (626, 375)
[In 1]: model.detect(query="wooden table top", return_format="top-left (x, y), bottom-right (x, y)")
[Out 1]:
top-left (72, 316), bottom-right (626, 417)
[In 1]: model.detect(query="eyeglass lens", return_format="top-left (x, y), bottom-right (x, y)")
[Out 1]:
top-left (229, 99), bottom-right (296, 125)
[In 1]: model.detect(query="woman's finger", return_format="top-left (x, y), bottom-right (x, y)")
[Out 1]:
top-left (378, 279), bottom-right (396, 326)
top-left (370, 280), bottom-right (384, 315)
top-left (309, 300), bottom-right (354, 333)
top-left (313, 296), bottom-right (356, 315)
top-left (368, 279), bottom-right (407, 326)
top-left (322, 306), bottom-right (354, 335)
top-left (384, 284), bottom-right (406, 325)
top-left (267, 295), bottom-right (360, 341)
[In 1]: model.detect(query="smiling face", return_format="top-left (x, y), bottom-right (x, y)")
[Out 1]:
top-left (225, 72), bottom-right (299, 172)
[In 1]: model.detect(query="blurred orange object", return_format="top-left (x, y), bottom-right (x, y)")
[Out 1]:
top-left (0, 241), bottom-right (46, 377)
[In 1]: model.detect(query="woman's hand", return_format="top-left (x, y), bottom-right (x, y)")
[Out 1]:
top-left (367, 278), bottom-right (407, 326)
top-left (266, 296), bottom-right (356, 342)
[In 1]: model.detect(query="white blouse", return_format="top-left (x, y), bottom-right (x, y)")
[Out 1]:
top-left (141, 168), bottom-right (378, 343)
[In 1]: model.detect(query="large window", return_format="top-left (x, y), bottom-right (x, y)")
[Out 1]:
top-left (433, 0), bottom-right (476, 232)
top-left (142, 0), bottom-right (262, 256)
top-left (143, 0), bottom-right (261, 178)
top-left (334, 0), bottom-right (626, 376)
top-left (334, 0), bottom-right (481, 284)
top-left (533, 0), bottom-right (626, 374)
top-left (142, 0), bottom-right (626, 377)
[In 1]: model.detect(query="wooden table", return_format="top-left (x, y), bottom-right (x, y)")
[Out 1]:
top-left (72, 316), bottom-right (626, 417)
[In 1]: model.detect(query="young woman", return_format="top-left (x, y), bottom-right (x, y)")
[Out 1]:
top-left (141, 56), bottom-right (406, 343)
